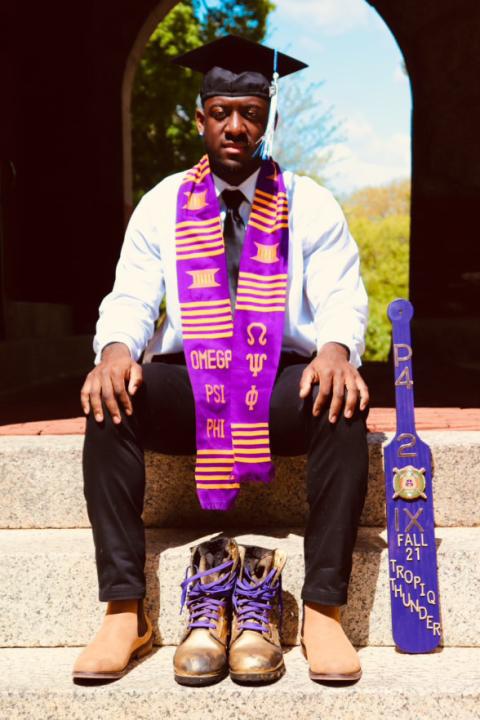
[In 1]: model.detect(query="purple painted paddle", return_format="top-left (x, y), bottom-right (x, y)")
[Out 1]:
top-left (384, 299), bottom-right (442, 653)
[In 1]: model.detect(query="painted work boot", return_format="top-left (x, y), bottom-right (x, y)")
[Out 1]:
top-left (173, 537), bottom-right (239, 686)
top-left (229, 545), bottom-right (286, 684)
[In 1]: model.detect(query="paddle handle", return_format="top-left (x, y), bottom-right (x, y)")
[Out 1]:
top-left (387, 298), bottom-right (416, 435)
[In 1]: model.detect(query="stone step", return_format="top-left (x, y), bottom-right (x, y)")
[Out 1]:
top-left (1, 431), bottom-right (479, 529)
top-left (1, 646), bottom-right (479, 720)
top-left (1, 527), bottom-right (478, 649)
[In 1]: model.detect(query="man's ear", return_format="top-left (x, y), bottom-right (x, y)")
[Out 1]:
top-left (195, 107), bottom-right (205, 136)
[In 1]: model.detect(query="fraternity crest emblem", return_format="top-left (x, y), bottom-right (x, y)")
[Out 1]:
top-left (392, 465), bottom-right (427, 501)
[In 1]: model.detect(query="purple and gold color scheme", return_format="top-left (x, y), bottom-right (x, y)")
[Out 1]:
top-left (175, 155), bottom-right (289, 511)
top-left (384, 299), bottom-right (442, 653)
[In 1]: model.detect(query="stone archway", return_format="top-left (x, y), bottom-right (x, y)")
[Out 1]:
top-left (121, 0), bottom-right (179, 223)
top-left (2, 0), bottom-right (478, 400)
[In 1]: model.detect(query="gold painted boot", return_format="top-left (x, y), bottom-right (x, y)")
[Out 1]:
top-left (173, 537), bottom-right (239, 686)
top-left (229, 545), bottom-right (286, 684)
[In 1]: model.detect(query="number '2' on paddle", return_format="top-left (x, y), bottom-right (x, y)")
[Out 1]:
top-left (384, 298), bottom-right (442, 652)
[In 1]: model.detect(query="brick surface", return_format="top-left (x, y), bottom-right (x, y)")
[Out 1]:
top-left (1, 408), bottom-right (479, 435)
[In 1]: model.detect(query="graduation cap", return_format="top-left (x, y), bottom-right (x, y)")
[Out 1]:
top-left (172, 35), bottom-right (308, 160)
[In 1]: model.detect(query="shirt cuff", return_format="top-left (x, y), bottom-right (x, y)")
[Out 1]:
top-left (93, 333), bottom-right (138, 365)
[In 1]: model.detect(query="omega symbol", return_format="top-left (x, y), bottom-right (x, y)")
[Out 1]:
top-left (246, 322), bottom-right (267, 347)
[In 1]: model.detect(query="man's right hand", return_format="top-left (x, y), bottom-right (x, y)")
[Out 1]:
top-left (80, 342), bottom-right (143, 424)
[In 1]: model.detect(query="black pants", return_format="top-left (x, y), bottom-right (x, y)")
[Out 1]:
top-left (83, 352), bottom-right (369, 606)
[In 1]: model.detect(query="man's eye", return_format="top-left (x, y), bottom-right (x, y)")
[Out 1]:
top-left (212, 109), bottom-right (226, 120)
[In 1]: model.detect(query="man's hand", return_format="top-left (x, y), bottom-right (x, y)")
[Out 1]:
top-left (80, 342), bottom-right (143, 424)
top-left (299, 342), bottom-right (369, 423)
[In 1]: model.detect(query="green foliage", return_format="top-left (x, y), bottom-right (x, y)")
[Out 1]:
top-left (274, 76), bottom-right (342, 185)
top-left (343, 180), bottom-right (411, 361)
top-left (132, 0), bottom-right (274, 204)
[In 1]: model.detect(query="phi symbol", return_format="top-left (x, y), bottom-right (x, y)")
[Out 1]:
top-left (245, 385), bottom-right (259, 411)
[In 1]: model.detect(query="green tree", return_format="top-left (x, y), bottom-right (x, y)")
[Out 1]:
top-left (343, 180), bottom-right (411, 361)
top-left (345, 179), bottom-right (410, 220)
top-left (132, 0), bottom-right (274, 204)
top-left (274, 76), bottom-right (342, 184)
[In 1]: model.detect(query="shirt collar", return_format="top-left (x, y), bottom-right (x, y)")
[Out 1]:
top-left (212, 168), bottom-right (260, 205)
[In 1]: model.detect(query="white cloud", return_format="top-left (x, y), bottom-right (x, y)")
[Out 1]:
top-left (276, 0), bottom-right (371, 35)
top-left (324, 116), bottom-right (411, 194)
top-left (394, 63), bottom-right (409, 84)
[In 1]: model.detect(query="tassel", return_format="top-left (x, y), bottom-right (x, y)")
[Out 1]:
top-left (254, 50), bottom-right (279, 160)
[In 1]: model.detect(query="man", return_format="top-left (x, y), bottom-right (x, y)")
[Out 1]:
top-left (73, 35), bottom-right (369, 683)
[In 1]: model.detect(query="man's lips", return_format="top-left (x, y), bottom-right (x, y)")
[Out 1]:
top-left (222, 142), bottom-right (249, 154)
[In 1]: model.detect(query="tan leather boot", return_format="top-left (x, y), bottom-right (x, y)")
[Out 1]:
top-left (72, 599), bottom-right (153, 681)
top-left (173, 537), bottom-right (239, 686)
top-left (229, 545), bottom-right (286, 684)
top-left (300, 602), bottom-right (362, 682)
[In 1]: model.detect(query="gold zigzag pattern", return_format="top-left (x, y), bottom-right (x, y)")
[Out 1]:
top-left (180, 299), bottom-right (233, 339)
top-left (176, 223), bottom-right (221, 237)
top-left (250, 212), bottom-right (289, 226)
top-left (254, 196), bottom-right (288, 211)
top-left (238, 273), bottom-right (287, 281)
top-left (235, 271), bottom-right (287, 313)
top-left (183, 167), bottom-right (210, 185)
top-left (195, 448), bottom-right (237, 487)
top-left (249, 221), bottom-right (289, 234)
top-left (231, 422), bottom-right (268, 428)
top-left (182, 157), bottom-right (209, 184)
top-left (196, 484), bottom-right (240, 489)
top-left (255, 188), bottom-right (287, 201)
top-left (246, 187), bottom-right (289, 235)
top-left (235, 305), bottom-right (284, 313)
top-left (176, 212), bottom-right (223, 259)
top-left (176, 218), bottom-right (220, 230)
top-left (235, 295), bottom-right (284, 305)
top-left (177, 247), bottom-right (225, 261)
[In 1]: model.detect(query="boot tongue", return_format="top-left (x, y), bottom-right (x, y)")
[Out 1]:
top-left (195, 539), bottom-right (231, 584)
top-left (244, 549), bottom-right (274, 584)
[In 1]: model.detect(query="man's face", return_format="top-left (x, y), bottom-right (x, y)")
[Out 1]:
top-left (196, 96), bottom-right (269, 183)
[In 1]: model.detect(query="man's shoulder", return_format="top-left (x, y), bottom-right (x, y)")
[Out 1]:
top-left (139, 170), bottom-right (186, 209)
top-left (282, 170), bottom-right (345, 225)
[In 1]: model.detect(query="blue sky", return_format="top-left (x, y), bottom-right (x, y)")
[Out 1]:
top-left (266, 0), bottom-right (412, 195)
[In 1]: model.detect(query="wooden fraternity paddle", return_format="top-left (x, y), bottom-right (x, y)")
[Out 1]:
top-left (383, 298), bottom-right (442, 652)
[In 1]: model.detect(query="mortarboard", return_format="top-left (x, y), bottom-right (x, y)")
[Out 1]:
top-left (172, 35), bottom-right (308, 159)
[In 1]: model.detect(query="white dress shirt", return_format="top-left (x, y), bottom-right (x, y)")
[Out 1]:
top-left (93, 168), bottom-right (368, 368)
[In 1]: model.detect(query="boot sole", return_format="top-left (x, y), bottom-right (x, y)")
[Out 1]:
top-left (72, 635), bottom-right (154, 681)
top-left (230, 662), bottom-right (285, 684)
top-left (174, 668), bottom-right (229, 687)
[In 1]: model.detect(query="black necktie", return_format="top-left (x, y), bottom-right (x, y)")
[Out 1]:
top-left (222, 189), bottom-right (246, 303)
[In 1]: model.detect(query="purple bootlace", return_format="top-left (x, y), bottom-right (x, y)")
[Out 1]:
top-left (180, 558), bottom-right (236, 630)
top-left (233, 567), bottom-right (283, 635)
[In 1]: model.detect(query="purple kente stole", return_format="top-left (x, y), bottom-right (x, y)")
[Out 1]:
top-left (175, 155), bottom-right (289, 511)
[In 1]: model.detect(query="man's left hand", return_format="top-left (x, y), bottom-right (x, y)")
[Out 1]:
top-left (299, 342), bottom-right (369, 423)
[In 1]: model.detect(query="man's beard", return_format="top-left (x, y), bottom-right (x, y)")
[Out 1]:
top-left (208, 150), bottom-right (262, 185)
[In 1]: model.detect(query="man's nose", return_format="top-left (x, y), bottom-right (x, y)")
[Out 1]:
top-left (225, 111), bottom-right (245, 135)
